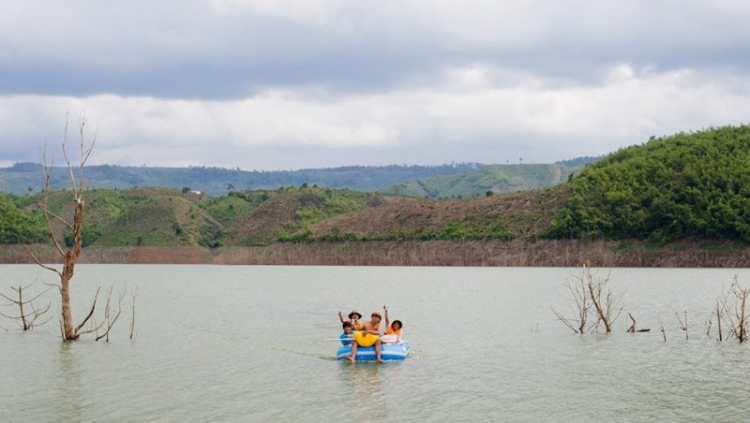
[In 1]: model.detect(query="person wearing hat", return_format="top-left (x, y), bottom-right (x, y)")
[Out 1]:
top-left (348, 311), bottom-right (384, 363)
top-left (382, 305), bottom-right (403, 343)
top-left (339, 310), bottom-right (363, 330)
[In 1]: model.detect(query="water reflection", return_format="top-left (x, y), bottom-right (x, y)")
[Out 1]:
top-left (337, 362), bottom-right (388, 421)
top-left (55, 342), bottom-right (84, 422)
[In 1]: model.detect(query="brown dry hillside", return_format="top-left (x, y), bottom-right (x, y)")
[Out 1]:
top-left (226, 192), bottom-right (302, 245)
top-left (309, 185), bottom-right (570, 239)
top-left (225, 189), bottom-right (398, 245)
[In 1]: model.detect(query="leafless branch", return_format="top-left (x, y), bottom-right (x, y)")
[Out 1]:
top-left (716, 300), bottom-right (723, 342)
top-left (129, 287), bottom-right (137, 340)
top-left (23, 245), bottom-right (62, 277)
top-left (551, 263), bottom-right (622, 335)
top-left (674, 310), bottom-right (688, 341)
top-left (96, 288), bottom-right (123, 342)
top-left (660, 321), bottom-right (666, 342)
top-left (75, 286), bottom-right (101, 334)
top-left (586, 266), bottom-right (622, 333)
top-left (39, 147), bottom-right (66, 258)
top-left (627, 313), bottom-right (650, 333)
top-left (550, 307), bottom-right (581, 334)
top-left (0, 284), bottom-right (52, 330)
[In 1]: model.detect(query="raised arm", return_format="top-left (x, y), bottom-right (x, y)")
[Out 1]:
top-left (338, 310), bottom-right (346, 324)
top-left (383, 305), bottom-right (390, 330)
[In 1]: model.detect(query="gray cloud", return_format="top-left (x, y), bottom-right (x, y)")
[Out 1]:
top-left (0, 1), bottom-right (749, 170)
top-left (2, 1), bottom-right (748, 98)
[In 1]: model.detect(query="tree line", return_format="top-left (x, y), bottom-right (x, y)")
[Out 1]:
top-left (544, 125), bottom-right (750, 242)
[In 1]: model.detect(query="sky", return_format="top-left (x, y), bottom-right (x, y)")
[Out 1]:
top-left (1, 1), bottom-right (749, 170)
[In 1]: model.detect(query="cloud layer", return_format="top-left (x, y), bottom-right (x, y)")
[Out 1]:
top-left (1, 1), bottom-right (748, 169)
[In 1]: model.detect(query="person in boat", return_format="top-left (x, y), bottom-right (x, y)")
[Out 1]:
top-left (339, 310), bottom-right (363, 330)
top-left (348, 312), bottom-right (384, 363)
top-left (340, 321), bottom-right (354, 346)
top-left (382, 305), bottom-right (403, 344)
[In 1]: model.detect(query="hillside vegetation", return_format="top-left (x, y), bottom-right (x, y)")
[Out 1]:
top-left (545, 125), bottom-right (750, 241)
top-left (211, 187), bottom-right (393, 245)
top-left (0, 193), bottom-right (46, 243)
top-left (13, 188), bottom-right (223, 247)
top-left (0, 163), bottom-right (482, 196)
top-left (6, 186), bottom-right (401, 248)
top-left (303, 186), bottom-right (568, 242)
top-left (2, 125), bottom-right (750, 259)
top-left (0, 161), bottom-right (586, 198)
top-left (383, 163), bottom-right (578, 198)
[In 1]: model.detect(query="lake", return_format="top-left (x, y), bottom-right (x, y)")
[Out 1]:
top-left (1, 265), bottom-right (748, 422)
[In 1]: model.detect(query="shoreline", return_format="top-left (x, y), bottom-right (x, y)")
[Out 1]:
top-left (3, 240), bottom-right (750, 267)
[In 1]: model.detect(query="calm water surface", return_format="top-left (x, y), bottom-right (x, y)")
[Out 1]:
top-left (1, 265), bottom-right (749, 422)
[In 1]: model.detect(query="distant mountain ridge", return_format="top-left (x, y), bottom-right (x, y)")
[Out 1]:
top-left (381, 163), bottom-right (580, 198)
top-left (0, 161), bottom-right (589, 198)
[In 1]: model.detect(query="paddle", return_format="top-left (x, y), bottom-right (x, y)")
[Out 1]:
top-left (325, 334), bottom-right (403, 343)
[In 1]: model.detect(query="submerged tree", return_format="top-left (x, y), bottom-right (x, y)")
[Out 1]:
top-left (714, 275), bottom-right (750, 343)
top-left (0, 283), bottom-right (51, 330)
top-left (551, 269), bottom-right (591, 334)
top-left (25, 113), bottom-right (118, 341)
top-left (552, 264), bottom-right (623, 334)
top-left (587, 268), bottom-right (623, 333)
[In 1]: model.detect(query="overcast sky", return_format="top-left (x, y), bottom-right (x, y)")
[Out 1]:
top-left (1, 1), bottom-right (749, 170)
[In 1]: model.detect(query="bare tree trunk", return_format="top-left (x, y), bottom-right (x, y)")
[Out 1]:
top-left (586, 267), bottom-right (622, 334)
top-left (626, 313), bottom-right (649, 333)
top-left (552, 264), bottom-right (622, 334)
top-left (95, 288), bottom-right (123, 342)
top-left (551, 268), bottom-right (591, 334)
top-left (25, 112), bottom-right (108, 341)
top-left (60, 200), bottom-right (85, 340)
top-left (737, 280), bottom-right (748, 343)
top-left (716, 301), bottom-right (722, 342)
top-left (660, 321), bottom-right (666, 342)
top-left (716, 276), bottom-right (749, 343)
top-left (589, 279), bottom-right (612, 333)
top-left (0, 284), bottom-right (51, 330)
top-left (675, 311), bottom-right (688, 341)
top-left (130, 287), bottom-right (137, 340)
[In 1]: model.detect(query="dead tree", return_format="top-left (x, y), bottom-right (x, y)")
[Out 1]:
top-left (24, 112), bottom-right (113, 341)
top-left (731, 277), bottom-right (748, 343)
top-left (675, 311), bottom-right (688, 340)
top-left (129, 287), bottom-right (137, 340)
top-left (0, 283), bottom-right (51, 330)
top-left (627, 313), bottom-right (650, 333)
top-left (551, 271), bottom-right (591, 334)
top-left (717, 275), bottom-right (749, 343)
top-left (660, 321), bottom-right (666, 342)
top-left (585, 265), bottom-right (622, 333)
top-left (95, 287), bottom-right (124, 342)
top-left (716, 300), bottom-right (723, 342)
top-left (552, 264), bottom-right (622, 334)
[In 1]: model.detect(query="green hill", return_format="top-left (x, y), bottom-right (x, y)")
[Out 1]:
top-left (382, 163), bottom-right (579, 198)
top-left (0, 163), bottom-right (482, 196)
top-left (7, 186), bottom-right (397, 248)
top-left (12, 188), bottom-right (223, 248)
top-left (544, 125), bottom-right (750, 241)
top-left (0, 193), bottom-right (46, 243)
top-left (3, 125), bottom-right (750, 252)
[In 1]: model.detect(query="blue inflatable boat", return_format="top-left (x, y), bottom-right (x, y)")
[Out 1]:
top-left (336, 342), bottom-right (410, 361)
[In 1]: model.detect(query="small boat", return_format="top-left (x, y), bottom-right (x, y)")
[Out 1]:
top-left (336, 341), bottom-right (410, 361)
